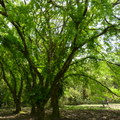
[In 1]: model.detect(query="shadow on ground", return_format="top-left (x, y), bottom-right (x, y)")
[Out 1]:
top-left (1, 105), bottom-right (120, 120)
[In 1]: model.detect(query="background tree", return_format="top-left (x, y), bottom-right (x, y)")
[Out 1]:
top-left (0, 54), bottom-right (24, 113)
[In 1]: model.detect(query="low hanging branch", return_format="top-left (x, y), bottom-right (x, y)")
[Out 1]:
top-left (88, 76), bottom-right (120, 97)
top-left (73, 56), bottom-right (120, 67)
top-left (64, 73), bottom-right (120, 97)
top-left (94, 58), bottom-right (120, 67)
top-left (104, 60), bottom-right (120, 67)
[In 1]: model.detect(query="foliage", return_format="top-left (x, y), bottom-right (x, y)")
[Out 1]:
top-left (0, 0), bottom-right (120, 119)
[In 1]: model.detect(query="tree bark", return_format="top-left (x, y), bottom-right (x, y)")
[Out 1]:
top-left (35, 102), bottom-right (45, 120)
top-left (31, 103), bottom-right (36, 115)
top-left (14, 97), bottom-right (21, 114)
top-left (51, 86), bottom-right (60, 120)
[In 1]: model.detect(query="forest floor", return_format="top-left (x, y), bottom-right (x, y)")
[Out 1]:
top-left (0, 104), bottom-right (120, 120)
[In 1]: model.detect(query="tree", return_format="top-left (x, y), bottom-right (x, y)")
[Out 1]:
top-left (0, 0), bottom-right (120, 120)
top-left (0, 36), bottom-right (26, 113)
top-left (0, 54), bottom-right (24, 113)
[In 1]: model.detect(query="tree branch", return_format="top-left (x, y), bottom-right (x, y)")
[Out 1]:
top-left (47, 0), bottom-right (66, 10)
top-left (70, 56), bottom-right (97, 66)
top-left (86, 75), bottom-right (120, 97)
top-left (52, 47), bottom-right (78, 88)
top-left (113, 0), bottom-right (120, 6)
top-left (64, 73), bottom-right (120, 97)
top-left (113, 15), bottom-right (120, 20)
top-left (77, 56), bottom-right (120, 67)
top-left (0, 61), bottom-right (14, 94)
top-left (0, 11), bottom-right (8, 16)
top-left (88, 25), bottom-right (115, 43)
top-left (0, 0), bottom-right (6, 8)
top-left (99, 58), bottom-right (120, 67)
top-left (83, 0), bottom-right (88, 17)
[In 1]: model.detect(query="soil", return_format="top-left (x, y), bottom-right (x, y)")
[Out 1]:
top-left (0, 105), bottom-right (120, 120)
top-left (59, 109), bottom-right (120, 120)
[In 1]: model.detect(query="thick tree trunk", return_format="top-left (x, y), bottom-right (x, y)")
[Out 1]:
top-left (35, 103), bottom-right (45, 120)
top-left (14, 98), bottom-right (21, 114)
top-left (51, 87), bottom-right (60, 120)
top-left (31, 103), bottom-right (36, 115)
top-left (51, 96), bottom-right (60, 120)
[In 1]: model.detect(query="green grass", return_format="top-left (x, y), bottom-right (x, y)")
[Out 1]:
top-left (62, 104), bottom-right (111, 110)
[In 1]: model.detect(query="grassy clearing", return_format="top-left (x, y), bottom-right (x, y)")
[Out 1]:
top-left (62, 104), bottom-right (113, 110)
top-left (62, 103), bottom-right (120, 110)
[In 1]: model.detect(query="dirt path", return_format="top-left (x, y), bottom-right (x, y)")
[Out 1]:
top-left (60, 109), bottom-right (120, 120)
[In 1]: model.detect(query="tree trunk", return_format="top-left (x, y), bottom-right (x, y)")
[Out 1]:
top-left (51, 87), bottom-right (60, 120)
top-left (31, 103), bottom-right (36, 115)
top-left (14, 97), bottom-right (21, 114)
top-left (35, 102), bottom-right (45, 120)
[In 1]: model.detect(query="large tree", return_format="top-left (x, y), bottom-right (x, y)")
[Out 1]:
top-left (0, 0), bottom-right (120, 119)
